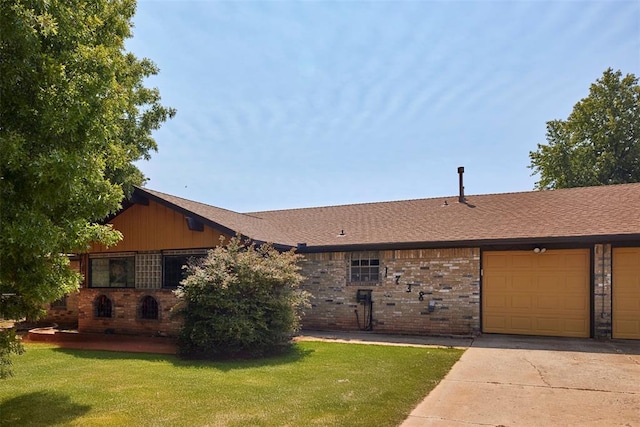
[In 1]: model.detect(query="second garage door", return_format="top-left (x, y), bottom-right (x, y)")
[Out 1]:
top-left (483, 249), bottom-right (590, 338)
top-left (613, 247), bottom-right (640, 339)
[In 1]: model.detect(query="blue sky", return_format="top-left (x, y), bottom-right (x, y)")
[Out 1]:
top-left (128, 0), bottom-right (640, 212)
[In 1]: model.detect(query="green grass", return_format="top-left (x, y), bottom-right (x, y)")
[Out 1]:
top-left (0, 341), bottom-right (462, 427)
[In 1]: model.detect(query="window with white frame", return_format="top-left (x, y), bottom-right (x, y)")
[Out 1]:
top-left (349, 251), bottom-right (380, 283)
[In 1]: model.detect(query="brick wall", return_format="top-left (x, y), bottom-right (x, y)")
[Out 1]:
top-left (299, 248), bottom-right (481, 337)
top-left (78, 288), bottom-right (182, 336)
top-left (44, 291), bottom-right (80, 327)
top-left (593, 243), bottom-right (612, 338)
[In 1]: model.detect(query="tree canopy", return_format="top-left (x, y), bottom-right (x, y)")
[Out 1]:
top-left (529, 68), bottom-right (640, 189)
top-left (0, 0), bottom-right (174, 376)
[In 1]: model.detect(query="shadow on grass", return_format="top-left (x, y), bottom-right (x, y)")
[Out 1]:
top-left (50, 343), bottom-right (315, 371)
top-left (0, 391), bottom-right (91, 426)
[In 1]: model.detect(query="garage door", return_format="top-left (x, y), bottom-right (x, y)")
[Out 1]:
top-left (613, 247), bottom-right (640, 339)
top-left (483, 249), bottom-right (590, 338)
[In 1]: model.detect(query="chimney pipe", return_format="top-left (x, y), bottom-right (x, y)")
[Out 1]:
top-left (458, 166), bottom-right (465, 203)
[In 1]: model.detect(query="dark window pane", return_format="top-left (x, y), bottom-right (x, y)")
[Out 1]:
top-left (164, 255), bottom-right (204, 288)
top-left (94, 295), bottom-right (112, 318)
top-left (139, 296), bottom-right (159, 320)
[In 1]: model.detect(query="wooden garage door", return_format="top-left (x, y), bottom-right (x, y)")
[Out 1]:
top-left (483, 249), bottom-right (590, 337)
top-left (613, 247), bottom-right (640, 339)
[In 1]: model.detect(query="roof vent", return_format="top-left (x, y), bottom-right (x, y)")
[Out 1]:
top-left (458, 166), bottom-right (465, 203)
top-left (186, 217), bottom-right (204, 232)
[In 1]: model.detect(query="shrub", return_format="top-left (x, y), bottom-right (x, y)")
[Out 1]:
top-left (174, 237), bottom-right (309, 359)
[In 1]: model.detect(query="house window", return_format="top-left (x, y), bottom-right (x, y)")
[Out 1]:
top-left (94, 295), bottom-right (113, 318)
top-left (163, 254), bottom-right (204, 289)
top-left (50, 296), bottom-right (67, 309)
top-left (89, 257), bottom-right (135, 288)
top-left (350, 251), bottom-right (380, 283)
top-left (138, 296), bottom-right (159, 320)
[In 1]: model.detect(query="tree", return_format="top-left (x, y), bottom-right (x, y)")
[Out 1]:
top-left (0, 0), bottom-right (175, 377)
top-left (174, 237), bottom-right (310, 359)
top-left (529, 68), bottom-right (640, 189)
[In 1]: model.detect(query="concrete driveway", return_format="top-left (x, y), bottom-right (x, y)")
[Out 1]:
top-left (402, 335), bottom-right (640, 427)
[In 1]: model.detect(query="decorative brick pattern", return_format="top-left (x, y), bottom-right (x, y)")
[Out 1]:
top-left (77, 288), bottom-right (182, 336)
top-left (593, 243), bottom-right (612, 338)
top-left (299, 248), bottom-right (481, 337)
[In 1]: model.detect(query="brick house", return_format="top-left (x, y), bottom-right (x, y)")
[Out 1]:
top-left (46, 178), bottom-right (640, 340)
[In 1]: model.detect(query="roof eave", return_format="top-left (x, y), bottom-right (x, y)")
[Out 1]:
top-left (295, 234), bottom-right (640, 253)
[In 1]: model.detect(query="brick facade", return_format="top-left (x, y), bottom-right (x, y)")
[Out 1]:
top-left (593, 244), bottom-right (612, 338)
top-left (45, 291), bottom-right (80, 328)
top-left (41, 243), bottom-right (628, 339)
top-left (299, 248), bottom-right (481, 337)
top-left (71, 249), bottom-right (206, 336)
top-left (77, 288), bottom-right (181, 336)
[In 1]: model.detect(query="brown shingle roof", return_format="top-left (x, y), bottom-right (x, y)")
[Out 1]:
top-left (137, 183), bottom-right (640, 250)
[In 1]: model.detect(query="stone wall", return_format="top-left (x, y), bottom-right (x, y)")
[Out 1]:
top-left (299, 248), bottom-right (481, 336)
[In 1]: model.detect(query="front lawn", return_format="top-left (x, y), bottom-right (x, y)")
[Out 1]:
top-left (0, 341), bottom-right (462, 426)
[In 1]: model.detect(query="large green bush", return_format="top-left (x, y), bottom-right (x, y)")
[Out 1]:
top-left (174, 237), bottom-right (310, 359)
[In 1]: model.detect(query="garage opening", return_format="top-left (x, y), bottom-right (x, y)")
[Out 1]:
top-left (482, 249), bottom-right (590, 338)
top-left (613, 247), bottom-right (640, 340)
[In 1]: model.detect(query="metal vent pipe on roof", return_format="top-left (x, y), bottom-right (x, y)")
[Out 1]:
top-left (458, 166), bottom-right (465, 203)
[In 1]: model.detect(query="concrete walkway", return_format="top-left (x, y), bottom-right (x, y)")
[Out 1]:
top-left (401, 334), bottom-right (640, 427)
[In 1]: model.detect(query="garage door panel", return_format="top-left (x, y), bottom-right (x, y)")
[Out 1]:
top-left (563, 297), bottom-right (589, 311)
top-left (563, 319), bottom-right (590, 336)
top-left (563, 253), bottom-right (589, 269)
top-left (484, 315), bottom-right (507, 330)
top-left (510, 296), bottom-right (533, 309)
top-left (538, 254), bottom-right (565, 268)
top-left (536, 277), bottom-right (563, 292)
top-left (616, 299), bottom-right (639, 311)
top-left (483, 249), bottom-right (590, 338)
top-left (510, 316), bottom-right (533, 331)
top-left (537, 295), bottom-right (561, 310)
top-left (484, 275), bottom-right (508, 291)
top-left (613, 248), bottom-right (640, 339)
top-left (512, 255), bottom-right (534, 269)
top-left (484, 253), bottom-right (509, 269)
top-left (564, 277), bottom-right (587, 292)
top-left (510, 274), bottom-right (533, 289)
top-left (484, 295), bottom-right (507, 309)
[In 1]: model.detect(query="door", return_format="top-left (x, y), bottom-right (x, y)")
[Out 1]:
top-left (613, 247), bottom-right (640, 339)
top-left (483, 249), bottom-right (590, 337)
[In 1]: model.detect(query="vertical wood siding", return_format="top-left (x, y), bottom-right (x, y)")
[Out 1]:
top-left (91, 200), bottom-right (229, 252)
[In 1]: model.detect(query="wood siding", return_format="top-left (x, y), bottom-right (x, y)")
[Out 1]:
top-left (91, 200), bottom-right (229, 252)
